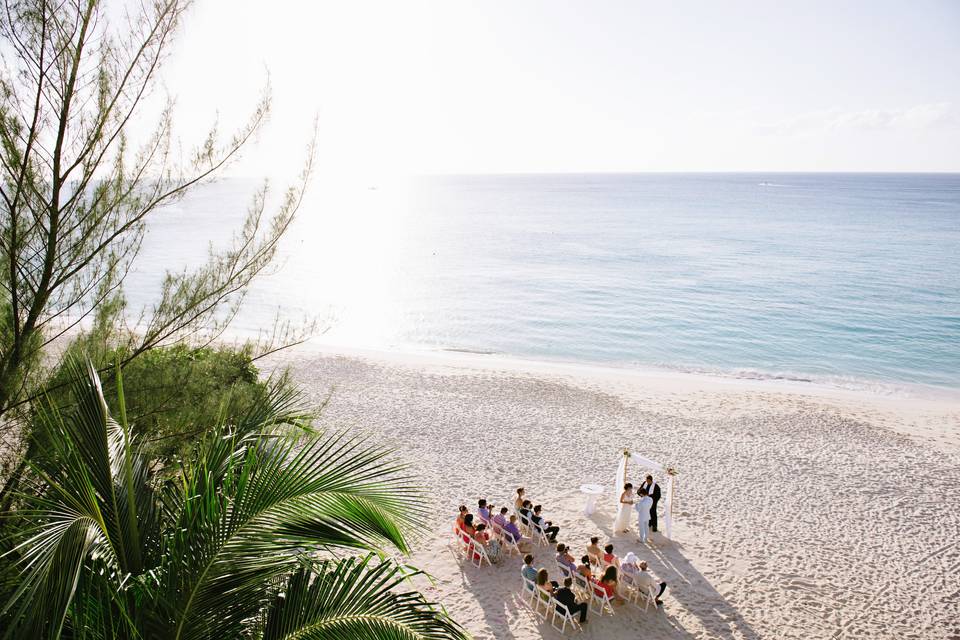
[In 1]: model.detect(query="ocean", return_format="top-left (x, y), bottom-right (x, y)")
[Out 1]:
top-left (128, 173), bottom-right (960, 394)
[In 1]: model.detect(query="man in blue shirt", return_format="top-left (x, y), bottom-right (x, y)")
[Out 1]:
top-left (520, 554), bottom-right (538, 589)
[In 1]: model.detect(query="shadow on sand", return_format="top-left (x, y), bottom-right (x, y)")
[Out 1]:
top-left (451, 525), bottom-right (759, 639)
top-left (649, 540), bottom-right (760, 640)
top-left (453, 538), bottom-right (702, 639)
top-left (587, 508), bottom-right (615, 539)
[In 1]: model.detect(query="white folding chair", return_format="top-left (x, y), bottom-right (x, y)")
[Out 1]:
top-left (453, 526), bottom-right (471, 554)
top-left (551, 599), bottom-right (582, 634)
top-left (491, 521), bottom-right (522, 556)
top-left (468, 539), bottom-right (490, 568)
top-left (572, 571), bottom-right (592, 599)
top-left (533, 586), bottom-right (552, 620)
top-left (589, 581), bottom-right (615, 616)
top-left (520, 574), bottom-right (539, 609)
top-left (618, 570), bottom-right (637, 598)
top-left (556, 562), bottom-right (574, 582)
top-left (633, 582), bottom-right (658, 612)
top-left (516, 511), bottom-right (534, 537)
top-left (618, 570), bottom-right (647, 611)
top-left (527, 519), bottom-right (550, 546)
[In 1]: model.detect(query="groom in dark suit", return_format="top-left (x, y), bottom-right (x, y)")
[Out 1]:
top-left (640, 474), bottom-right (661, 532)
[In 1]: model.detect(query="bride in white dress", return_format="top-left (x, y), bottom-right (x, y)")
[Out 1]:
top-left (614, 483), bottom-right (635, 533)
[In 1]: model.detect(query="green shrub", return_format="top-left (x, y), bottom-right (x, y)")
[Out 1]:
top-left (40, 344), bottom-right (281, 465)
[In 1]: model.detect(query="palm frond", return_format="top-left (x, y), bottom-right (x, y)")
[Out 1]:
top-left (1, 514), bottom-right (100, 639)
top-left (1, 358), bottom-right (153, 638)
top-left (258, 555), bottom-right (468, 640)
top-left (163, 424), bottom-right (425, 640)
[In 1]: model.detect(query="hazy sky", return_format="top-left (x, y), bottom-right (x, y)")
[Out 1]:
top-left (156, 0), bottom-right (960, 178)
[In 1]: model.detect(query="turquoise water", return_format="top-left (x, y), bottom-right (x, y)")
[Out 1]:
top-left (131, 173), bottom-right (960, 393)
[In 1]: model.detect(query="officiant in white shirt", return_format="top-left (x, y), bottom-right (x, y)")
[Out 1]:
top-left (634, 488), bottom-right (653, 543)
top-left (639, 474), bottom-right (661, 532)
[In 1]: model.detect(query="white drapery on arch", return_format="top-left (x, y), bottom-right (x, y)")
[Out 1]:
top-left (614, 451), bottom-right (676, 539)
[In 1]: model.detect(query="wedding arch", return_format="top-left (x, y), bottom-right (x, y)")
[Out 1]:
top-left (614, 450), bottom-right (677, 539)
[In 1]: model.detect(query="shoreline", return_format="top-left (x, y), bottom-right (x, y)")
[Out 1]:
top-left (264, 341), bottom-right (960, 454)
top-left (283, 337), bottom-right (960, 400)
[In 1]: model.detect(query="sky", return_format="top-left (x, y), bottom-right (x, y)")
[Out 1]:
top-left (153, 0), bottom-right (960, 179)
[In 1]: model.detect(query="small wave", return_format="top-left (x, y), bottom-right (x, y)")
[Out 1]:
top-left (652, 362), bottom-right (816, 383)
top-left (646, 362), bottom-right (956, 398)
top-left (730, 369), bottom-right (813, 383)
top-left (441, 347), bottom-right (498, 355)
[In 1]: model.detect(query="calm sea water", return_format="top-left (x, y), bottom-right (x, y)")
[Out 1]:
top-left (129, 173), bottom-right (960, 394)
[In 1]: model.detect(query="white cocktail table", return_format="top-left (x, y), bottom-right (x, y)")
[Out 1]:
top-left (580, 483), bottom-right (605, 516)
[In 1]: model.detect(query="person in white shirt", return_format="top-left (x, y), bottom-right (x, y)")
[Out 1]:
top-left (634, 488), bottom-right (653, 544)
top-left (634, 560), bottom-right (667, 605)
top-left (639, 474), bottom-right (661, 532)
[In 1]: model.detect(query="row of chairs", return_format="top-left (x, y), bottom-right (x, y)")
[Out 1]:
top-left (556, 559), bottom-right (659, 613)
top-left (452, 501), bottom-right (557, 568)
top-left (453, 526), bottom-right (491, 568)
top-left (555, 563), bottom-right (614, 617)
top-left (513, 508), bottom-right (551, 546)
top-left (452, 515), bottom-right (527, 568)
top-left (518, 560), bottom-right (658, 635)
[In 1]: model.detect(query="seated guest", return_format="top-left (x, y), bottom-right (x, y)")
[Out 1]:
top-left (635, 560), bottom-right (668, 605)
top-left (596, 565), bottom-right (626, 605)
top-left (504, 515), bottom-right (533, 553)
top-left (602, 543), bottom-right (619, 568)
top-left (586, 537), bottom-right (603, 565)
top-left (477, 499), bottom-right (492, 522)
top-left (555, 543), bottom-right (577, 572)
top-left (461, 514), bottom-right (476, 537)
top-left (520, 554), bottom-right (538, 590)
top-left (518, 499), bottom-right (533, 523)
top-left (514, 487), bottom-right (526, 511)
top-left (455, 505), bottom-right (468, 531)
top-left (503, 515), bottom-right (524, 542)
top-left (618, 552), bottom-right (641, 591)
top-left (530, 504), bottom-right (560, 542)
top-left (554, 577), bottom-right (589, 624)
top-left (619, 552), bottom-right (640, 577)
top-left (517, 501), bottom-right (538, 535)
top-left (473, 523), bottom-right (501, 563)
top-left (536, 568), bottom-right (557, 596)
top-left (493, 506), bottom-right (509, 529)
top-left (577, 555), bottom-right (593, 580)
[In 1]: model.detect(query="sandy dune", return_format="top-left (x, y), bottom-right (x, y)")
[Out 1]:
top-left (263, 346), bottom-right (960, 640)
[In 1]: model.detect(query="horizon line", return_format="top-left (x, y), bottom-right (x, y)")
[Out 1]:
top-left (225, 170), bottom-right (960, 180)
top-left (412, 170), bottom-right (960, 177)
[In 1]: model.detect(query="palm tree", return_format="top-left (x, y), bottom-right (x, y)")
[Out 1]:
top-left (0, 359), bottom-right (466, 639)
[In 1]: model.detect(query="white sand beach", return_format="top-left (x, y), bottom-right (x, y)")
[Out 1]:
top-left (262, 346), bottom-right (960, 640)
